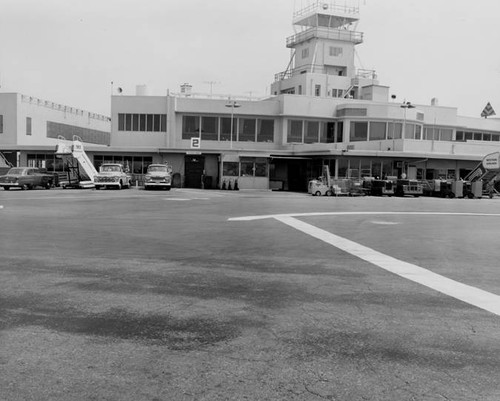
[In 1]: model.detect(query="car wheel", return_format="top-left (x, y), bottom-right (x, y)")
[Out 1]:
top-left (314, 191), bottom-right (321, 196)
top-left (45, 181), bottom-right (52, 189)
top-left (4, 186), bottom-right (10, 191)
top-left (117, 181), bottom-right (122, 190)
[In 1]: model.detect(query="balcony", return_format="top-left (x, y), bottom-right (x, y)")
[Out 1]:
top-left (286, 27), bottom-right (363, 47)
top-left (292, 1), bottom-right (360, 27)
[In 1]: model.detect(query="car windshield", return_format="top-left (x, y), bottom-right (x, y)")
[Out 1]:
top-left (100, 165), bottom-right (121, 172)
top-left (7, 168), bottom-right (26, 175)
top-left (148, 166), bottom-right (168, 173)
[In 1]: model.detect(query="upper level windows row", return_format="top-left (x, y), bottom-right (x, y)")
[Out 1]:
top-left (288, 120), bottom-right (344, 143)
top-left (456, 130), bottom-right (500, 142)
top-left (182, 115), bottom-right (274, 143)
top-left (350, 121), bottom-right (423, 142)
top-left (118, 113), bottom-right (167, 132)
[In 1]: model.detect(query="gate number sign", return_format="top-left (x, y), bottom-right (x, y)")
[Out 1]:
top-left (191, 137), bottom-right (201, 149)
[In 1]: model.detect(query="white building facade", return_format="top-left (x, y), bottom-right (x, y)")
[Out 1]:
top-left (0, 92), bottom-right (110, 171)
top-left (2, 1), bottom-right (500, 190)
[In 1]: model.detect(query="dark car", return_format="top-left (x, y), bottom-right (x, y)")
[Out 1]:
top-left (0, 167), bottom-right (55, 190)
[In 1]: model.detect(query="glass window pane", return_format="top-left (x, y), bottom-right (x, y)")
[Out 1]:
top-left (220, 117), bottom-right (232, 141)
top-left (118, 114), bottom-right (125, 131)
top-left (160, 114), bottom-right (167, 132)
top-left (257, 119), bottom-right (274, 142)
top-left (201, 116), bottom-right (218, 140)
top-left (440, 129), bottom-right (452, 141)
top-left (337, 158), bottom-right (348, 178)
top-left (336, 122), bottom-right (343, 142)
top-left (415, 125), bottom-right (422, 140)
top-left (132, 114), bottom-right (139, 131)
top-left (125, 114), bottom-right (132, 131)
top-left (350, 122), bottom-right (368, 142)
top-left (26, 117), bottom-right (32, 135)
top-left (139, 114), bottom-right (146, 131)
top-left (153, 114), bottom-right (161, 132)
top-left (388, 122), bottom-right (402, 139)
top-left (323, 122), bottom-right (335, 143)
top-left (147, 114), bottom-right (154, 131)
top-left (288, 120), bottom-right (303, 143)
top-left (404, 123), bottom-right (415, 139)
top-left (240, 161), bottom-right (254, 176)
top-left (238, 119), bottom-right (256, 142)
top-left (182, 115), bottom-right (200, 139)
top-left (305, 121), bottom-right (319, 143)
top-left (255, 162), bottom-right (267, 177)
top-left (369, 122), bottom-right (386, 140)
top-left (223, 162), bottom-right (239, 176)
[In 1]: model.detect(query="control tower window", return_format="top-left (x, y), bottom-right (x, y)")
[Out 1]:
top-left (301, 48), bottom-right (309, 59)
top-left (329, 47), bottom-right (343, 57)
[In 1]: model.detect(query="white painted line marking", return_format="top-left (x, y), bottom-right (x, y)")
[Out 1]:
top-left (273, 215), bottom-right (500, 316)
top-left (229, 211), bottom-right (500, 221)
top-left (370, 220), bottom-right (400, 225)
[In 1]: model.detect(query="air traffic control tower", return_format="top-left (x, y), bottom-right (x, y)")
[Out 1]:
top-left (271, 1), bottom-right (385, 101)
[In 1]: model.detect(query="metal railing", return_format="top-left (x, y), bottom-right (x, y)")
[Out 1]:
top-left (21, 94), bottom-right (110, 122)
top-left (286, 27), bottom-right (363, 47)
top-left (274, 64), bottom-right (374, 83)
top-left (293, 1), bottom-right (359, 20)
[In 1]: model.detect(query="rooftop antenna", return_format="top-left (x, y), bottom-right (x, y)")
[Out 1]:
top-left (203, 81), bottom-right (220, 97)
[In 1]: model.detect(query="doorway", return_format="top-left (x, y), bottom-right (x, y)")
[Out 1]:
top-left (184, 155), bottom-right (205, 188)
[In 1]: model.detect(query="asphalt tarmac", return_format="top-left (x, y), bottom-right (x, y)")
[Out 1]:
top-left (1, 188), bottom-right (499, 400)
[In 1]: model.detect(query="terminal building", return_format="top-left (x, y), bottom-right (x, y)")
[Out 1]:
top-left (1, 1), bottom-right (500, 190)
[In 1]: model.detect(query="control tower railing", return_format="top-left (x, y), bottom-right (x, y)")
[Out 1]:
top-left (286, 27), bottom-right (363, 48)
top-left (293, 1), bottom-right (360, 23)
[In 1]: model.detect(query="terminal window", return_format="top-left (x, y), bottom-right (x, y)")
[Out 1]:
top-left (288, 120), bottom-right (303, 143)
top-left (350, 122), bottom-right (368, 142)
top-left (118, 113), bottom-right (166, 132)
top-left (329, 46), bottom-right (343, 57)
top-left (0, 115), bottom-right (3, 133)
top-left (257, 119), bottom-right (274, 142)
top-left (26, 117), bottom-right (32, 136)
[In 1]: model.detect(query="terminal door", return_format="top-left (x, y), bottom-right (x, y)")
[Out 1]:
top-left (184, 155), bottom-right (205, 188)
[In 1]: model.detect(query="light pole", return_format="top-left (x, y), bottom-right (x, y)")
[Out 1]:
top-left (400, 101), bottom-right (415, 178)
top-left (225, 100), bottom-right (241, 149)
top-left (400, 100), bottom-right (415, 139)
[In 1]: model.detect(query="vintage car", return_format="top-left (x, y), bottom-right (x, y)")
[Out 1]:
top-left (0, 167), bottom-right (56, 190)
top-left (94, 163), bottom-right (131, 190)
top-left (144, 163), bottom-right (172, 190)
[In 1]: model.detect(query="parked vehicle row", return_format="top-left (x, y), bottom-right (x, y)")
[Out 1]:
top-left (0, 162), bottom-right (172, 191)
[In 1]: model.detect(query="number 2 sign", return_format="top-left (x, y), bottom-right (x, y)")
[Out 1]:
top-left (191, 137), bottom-right (201, 149)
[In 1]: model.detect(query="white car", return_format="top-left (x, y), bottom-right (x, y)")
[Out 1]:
top-left (94, 163), bottom-right (131, 190)
top-left (144, 164), bottom-right (172, 190)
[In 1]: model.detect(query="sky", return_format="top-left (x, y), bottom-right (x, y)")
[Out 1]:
top-left (1, 0), bottom-right (499, 118)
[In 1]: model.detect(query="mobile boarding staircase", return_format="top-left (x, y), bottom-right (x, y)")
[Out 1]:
top-left (463, 152), bottom-right (500, 198)
top-left (55, 136), bottom-right (98, 188)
